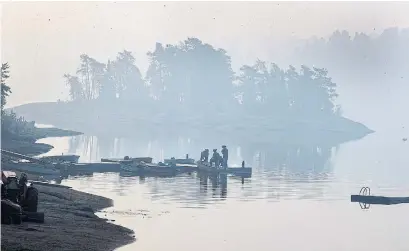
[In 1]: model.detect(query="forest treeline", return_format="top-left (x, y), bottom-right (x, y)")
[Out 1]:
top-left (1, 63), bottom-right (37, 140)
top-left (63, 38), bottom-right (341, 119)
top-left (295, 27), bottom-right (409, 81)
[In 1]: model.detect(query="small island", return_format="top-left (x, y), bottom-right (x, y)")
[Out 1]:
top-left (9, 38), bottom-right (373, 144)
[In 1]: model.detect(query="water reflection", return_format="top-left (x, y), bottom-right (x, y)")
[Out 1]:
top-left (54, 134), bottom-right (340, 207)
top-left (198, 172), bottom-right (228, 200)
top-left (34, 131), bottom-right (409, 251)
top-left (66, 134), bottom-right (336, 172)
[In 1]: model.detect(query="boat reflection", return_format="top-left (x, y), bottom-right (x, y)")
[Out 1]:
top-left (57, 133), bottom-right (338, 207)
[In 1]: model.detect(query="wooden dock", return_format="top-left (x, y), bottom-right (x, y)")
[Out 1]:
top-left (197, 162), bottom-right (252, 176)
top-left (2, 149), bottom-right (253, 179)
top-left (63, 162), bottom-right (121, 174)
top-left (351, 195), bottom-right (409, 205)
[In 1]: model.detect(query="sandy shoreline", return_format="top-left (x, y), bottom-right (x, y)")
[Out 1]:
top-left (1, 128), bottom-right (136, 251)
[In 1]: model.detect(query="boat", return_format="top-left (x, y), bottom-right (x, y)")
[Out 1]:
top-left (120, 161), bottom-right (179, 176)
top-left (1, 161), bottom-right (61, 176)
top-left (40, 154), bottom-right (80, 164)
top-left (164, 156), bottom-right (195, 165)
top-left (164, 158), bottom-right (195, 165)
top-left (101, 157), bottom-right (153, 164)
top-left (60, 162), bottom-right (121, 174)
top-left (196, 161), bottom-right (252, 176)
top-left (174, 163), bottom-right (198, 173)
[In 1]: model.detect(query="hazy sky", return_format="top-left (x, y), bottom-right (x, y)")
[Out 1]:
top-left (2, 1), bottom-right (409, 107)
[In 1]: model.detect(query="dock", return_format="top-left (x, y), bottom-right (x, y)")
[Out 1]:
top-left (63, 162), bottom-right (121, 174)
top-left (196, 162), bottom-right (252, 177)
top-left (351, 186), bottom-right (409, 207)
top-left (351, 195), bottom-right (409, 205)
top-left (2, 149), bottom-right (252, 179)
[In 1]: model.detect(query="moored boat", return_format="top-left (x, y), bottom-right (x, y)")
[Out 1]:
top-left (175, 163), bottom-right (198, 173)
top-left (60, 162), bottom-right (121, 174)
top-left (196, 161), bottom-right (252, 176)
top-left (120, 161), bottom-right (179, 176)
top-left (164, 156), bottom-right (195, 165)
top-left (40, 154), bottom-right (80, 164)
top-left (1, 161), bottom-right (61, 176)
top-left (101, 156), bottom-right (153, 164)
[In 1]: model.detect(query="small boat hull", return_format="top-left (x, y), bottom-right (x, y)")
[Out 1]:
top-left (197, 162), bottom-right (252, 176)
top-left (40, 155), bottom-right (80, 164)
top-left (101, 157), bottom-right (153, 164)
top-left (61, 162), bottom-right (121, 174)
top-left (175, 163), bottom-right (198, 173)
top-left (164, 158), bottom-right (195, 165)
top-left (2, 162), bottom-right (61, 176)
top-left (120, 163), bottom-right (179, 176)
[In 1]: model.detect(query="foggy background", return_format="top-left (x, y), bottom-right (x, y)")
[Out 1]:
top-left (2, 1), bottom-right (409, 132)
top-left (2, 4), bottom-right (409, 250)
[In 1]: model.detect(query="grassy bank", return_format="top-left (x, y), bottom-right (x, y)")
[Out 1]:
top-left (1, 127), bottom-right (82, 156)
top-left (1, 183), bottom-right (135, 251)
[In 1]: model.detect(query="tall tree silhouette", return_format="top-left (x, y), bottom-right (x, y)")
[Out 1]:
top-left (76, 55), bottom-right (106, 100)
top-left (146, 42), bottom-right (170, 101)
top-left (237, 62), bottom-right (338, 118)
top-left (146, 38), bottom-right (235, 115)
top-left (1, 63), bottom-right (11, 114)
top-left (1, 64), bottom-right (36, 137)
top-left (64, 74), bottom-right (83, 101)
top-left (112, 50), bottom-right (145, 102)
top-left (76, 54), bottom-right (93, 100)
top-left (62, 38), bottom-right (341, 123)
top-left (98, 60), bottom-right (117, 101)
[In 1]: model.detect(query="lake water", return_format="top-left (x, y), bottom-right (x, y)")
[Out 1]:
top-left (36, 127), bottom-right (409, 251)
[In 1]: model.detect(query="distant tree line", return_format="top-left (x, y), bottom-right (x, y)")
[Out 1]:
top-left (64, 38), bottom-right (341, 119)
top-left (1, 63), bottom-right (36, 139)
top-left (295, 27), bottom-right (409, 82)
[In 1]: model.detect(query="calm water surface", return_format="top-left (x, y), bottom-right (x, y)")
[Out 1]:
top-left (37, 130), bottom-right (409, 251)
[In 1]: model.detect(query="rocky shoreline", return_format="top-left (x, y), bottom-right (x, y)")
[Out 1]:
top-left (1, 127), bottom-right (83, 156)
top-left (1, 127), bottom-right (136, 251)
top-left (1, 184), bottom-right (135, 251)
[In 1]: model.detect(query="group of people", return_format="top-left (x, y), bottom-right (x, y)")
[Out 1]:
top-left (200, 145), bottom-right (229, 168)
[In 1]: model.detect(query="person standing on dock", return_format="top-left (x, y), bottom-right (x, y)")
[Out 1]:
top-left (210, 149), bottom-right (220, 168)
top-left (200, 149), bottom-right (206, 162)
top-left (200, 149), bottom-right (209, 162)
top-left (221, 145), bottom-right (228, 169)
